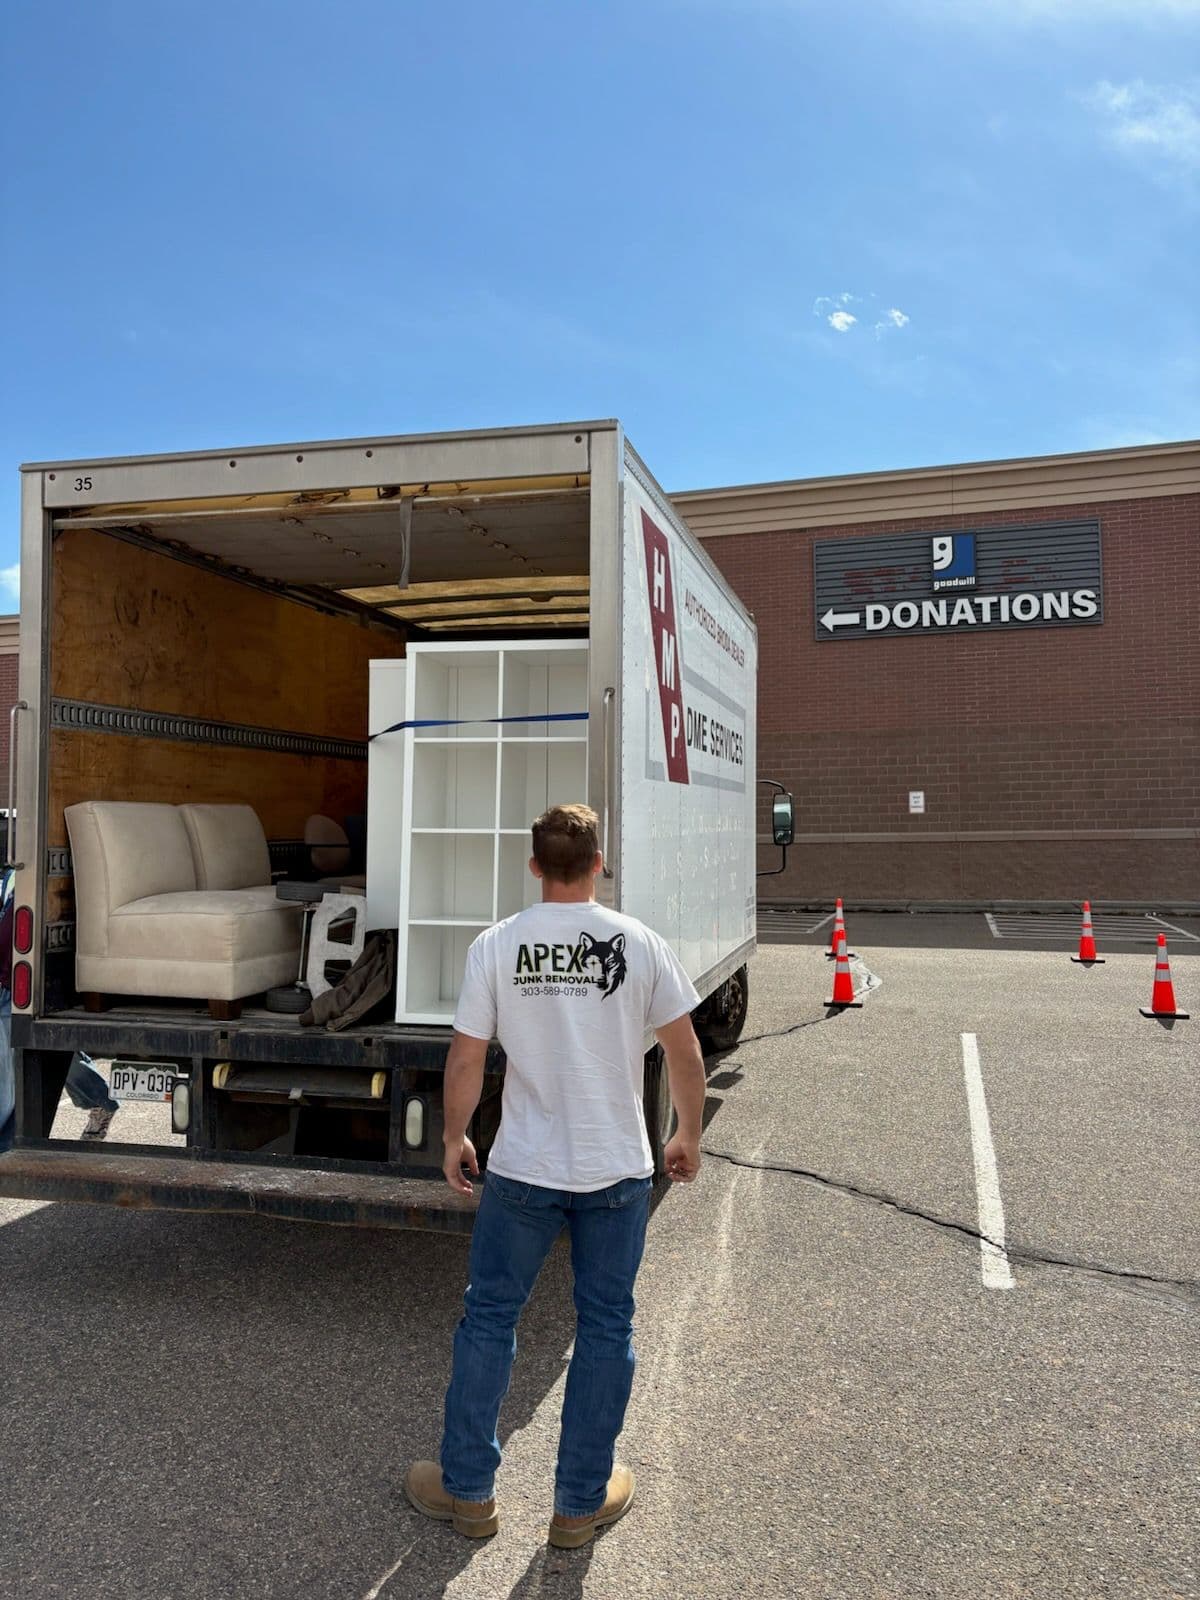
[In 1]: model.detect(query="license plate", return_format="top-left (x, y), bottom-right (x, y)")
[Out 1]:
top-left (108, 1062), bottom-right (179, 1102)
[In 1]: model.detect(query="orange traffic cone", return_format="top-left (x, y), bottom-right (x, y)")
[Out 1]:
top-left (825, 898), bottom-right (857, 960)
top-left (825, 934), bottom-right (863, 1009)
top-left (1140, 934), bottom-right (1189, 1020)
top-left (1070, 901), bottom-right (1105, 965)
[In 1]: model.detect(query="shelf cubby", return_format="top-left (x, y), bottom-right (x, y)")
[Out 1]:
top-left (411, 743), bottom-right (498, 831)
top-left (407, 832), bottom-right (495, 924)
top-left (413, 651), bottom-right (499, 738)
top-left (500, 741), bottom-right (588, 830)
top-left (500, 648), bottom-right (588, 739)
top-left (498, 834), bottom-right (542, 920)
top-left (405, 924), bottom-right (490, 1017)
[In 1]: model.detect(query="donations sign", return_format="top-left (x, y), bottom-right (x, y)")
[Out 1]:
top-left (813, 519), bottom-right (1103, 642)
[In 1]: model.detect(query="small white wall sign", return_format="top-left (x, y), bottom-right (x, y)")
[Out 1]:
top-left (909, 790), bottom-right (926, 814)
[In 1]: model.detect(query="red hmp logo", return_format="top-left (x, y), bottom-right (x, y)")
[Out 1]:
top-left (640, 510), bottom-right (689, 785)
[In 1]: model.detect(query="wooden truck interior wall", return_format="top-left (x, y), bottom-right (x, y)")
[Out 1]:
top-left (47, 526), bottom-right (407, 933)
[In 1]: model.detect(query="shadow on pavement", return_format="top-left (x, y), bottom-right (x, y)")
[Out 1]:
top-left (0, 1181), bottom-right (678, 1600)
top-left (508, 1540), bottom-right (596, 1597)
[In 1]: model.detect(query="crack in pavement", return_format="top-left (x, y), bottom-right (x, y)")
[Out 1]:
top-left (731, 959), bottom-right (881, 1049)
top-left (699, 1145), bottom-right (1200, 1311)
top-left (733, 1015), bottom-right (826, 1046)
top-left (708, 958), bottom-right (1196, 1310)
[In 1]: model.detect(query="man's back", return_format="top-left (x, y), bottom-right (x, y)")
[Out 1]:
top-left (453, 901), bottom-right (698, 1191)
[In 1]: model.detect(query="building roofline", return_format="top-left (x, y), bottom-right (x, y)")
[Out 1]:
top-left (671, 438), bottom-right (1200, 537)
top-left (673, 437), bottom-right (1200, 502)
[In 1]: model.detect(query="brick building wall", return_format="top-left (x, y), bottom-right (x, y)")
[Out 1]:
top-left (0, 622), bottom-right (18, 789)
top-left (693, 493), bottom-right (1200, 905)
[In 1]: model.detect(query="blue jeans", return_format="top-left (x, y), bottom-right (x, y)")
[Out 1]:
top-left (0, 1023), bottom-right (116, 1153)
top-left (64, 1052), bottom-right (119, 1114)
top-left (440, 1170), bottom-right (652, 1518)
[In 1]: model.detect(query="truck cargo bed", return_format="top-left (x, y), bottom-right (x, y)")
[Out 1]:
top-left (19, 1003), bottom-right (467, 1070)
top-left (0, 1146), bottom-right (479, 1231)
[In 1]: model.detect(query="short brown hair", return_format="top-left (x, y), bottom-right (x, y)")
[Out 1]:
top-left (531, 804), bottom-right (600, 883)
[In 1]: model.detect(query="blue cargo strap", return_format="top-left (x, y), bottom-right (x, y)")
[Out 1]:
top-left (370, 712), bottom-right (588, 741)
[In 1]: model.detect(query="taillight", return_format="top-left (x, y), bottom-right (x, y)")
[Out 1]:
top-left (12, 961), bottom-right (32, 1009)
top-left (14, 906), bottom-right (33, 955)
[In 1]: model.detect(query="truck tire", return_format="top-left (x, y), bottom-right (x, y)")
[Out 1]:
top-left (265, 983), bottom-right (311, 1015)
top-left (695, 965), bottom-right (750, 1054)
top-left (642, 1046), bottom-right (676, 1181)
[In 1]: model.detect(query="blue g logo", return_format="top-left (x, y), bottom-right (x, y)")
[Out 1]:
top-left (931, 534), bottom-right (976, 591)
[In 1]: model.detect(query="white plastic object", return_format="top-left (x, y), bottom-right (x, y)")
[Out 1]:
top-left (306, 892), bottom-right (367, 1000)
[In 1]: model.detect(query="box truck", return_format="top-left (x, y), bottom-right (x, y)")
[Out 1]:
top-left (1, 421), bottom-right (779, 1229)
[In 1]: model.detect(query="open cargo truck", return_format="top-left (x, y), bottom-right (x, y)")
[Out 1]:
top-left (0, 421), bottom-right (762, 1229)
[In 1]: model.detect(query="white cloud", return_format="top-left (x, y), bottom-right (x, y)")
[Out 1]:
top-left (0, 565), bottom-right (18, 607)
top-left (815, 293), bottom-right (910, 338)
top-left (871, 307), bottom-right (911, 338)
top-left (813, 292), bottom-right (858, 317)
top-left (1083, 79), bottom-right (1200, 173)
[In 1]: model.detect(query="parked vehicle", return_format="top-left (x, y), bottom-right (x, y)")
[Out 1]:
top-left (1, 421), bottom-right (780, 1228)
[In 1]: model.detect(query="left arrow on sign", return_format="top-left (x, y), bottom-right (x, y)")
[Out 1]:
top-left (820, 608), bottom-right (862, 631)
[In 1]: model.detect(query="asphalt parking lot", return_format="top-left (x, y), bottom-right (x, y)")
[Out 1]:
top-left (1, 914), bottom-right (1196, 1600)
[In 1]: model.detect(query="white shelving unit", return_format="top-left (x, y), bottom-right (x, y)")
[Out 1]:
top-left (393, 641), bottom-right (588, 1024)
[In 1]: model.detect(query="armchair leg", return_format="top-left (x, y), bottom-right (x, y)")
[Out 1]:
top-left (208, 999), bottom-right (242, 1022)
top-left (83, 992), bottom-right (108, 1013)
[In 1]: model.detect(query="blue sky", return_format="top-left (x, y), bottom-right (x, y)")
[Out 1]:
top-left (2, 0), bottom-right (1198, 599)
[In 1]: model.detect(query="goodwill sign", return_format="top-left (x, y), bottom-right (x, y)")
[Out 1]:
top-left (813, 519), bottom-right (1103, 642)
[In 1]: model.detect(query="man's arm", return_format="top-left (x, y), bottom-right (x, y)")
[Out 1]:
top-left (654, 1012), bottom-right (706, 1183)
top-left (442, 1030), bottom-right (490, 1195)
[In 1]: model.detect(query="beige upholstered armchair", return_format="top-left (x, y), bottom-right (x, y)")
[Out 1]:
top-left (65, 801), bottom-right (302, 1019)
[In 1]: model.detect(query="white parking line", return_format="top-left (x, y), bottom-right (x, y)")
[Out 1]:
top-left (960, 1033), bottom-right (1015, 1292)
top-left (0, 1199), bottom-right (52, 1228)
top-left (986, 912), bottom-right (1195, 944)
top-left (1148, 914), bottom-right (1200, 942)
top-left (758, 909), bottom-right (835, 936)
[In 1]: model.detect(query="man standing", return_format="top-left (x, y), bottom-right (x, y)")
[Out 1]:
top-left (404, 803), bottom-right (706, 1548)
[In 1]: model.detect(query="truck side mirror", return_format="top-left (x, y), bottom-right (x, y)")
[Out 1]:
top-left (772, 794), bottom-right (794, 848)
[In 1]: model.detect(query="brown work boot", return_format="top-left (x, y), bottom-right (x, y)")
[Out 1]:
top-left (548, 1464), bottom-right (636, 1549)
top-left (403, 1461), bottom-right (499, 1538)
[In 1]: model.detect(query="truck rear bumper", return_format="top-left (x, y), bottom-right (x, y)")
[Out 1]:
top-left (0, 1148), bottom-right (480, 1232)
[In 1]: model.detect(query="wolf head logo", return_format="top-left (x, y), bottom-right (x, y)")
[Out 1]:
top-left (579, 931), bottom-right (627, 1000)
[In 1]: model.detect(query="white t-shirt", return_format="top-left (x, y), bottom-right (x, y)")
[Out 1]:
top-left (453, 900), bottom-right (701, 1192)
